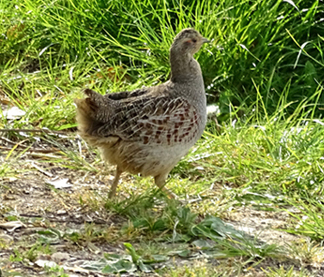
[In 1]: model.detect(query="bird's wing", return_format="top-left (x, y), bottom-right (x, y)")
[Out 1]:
top-left (96, 95), bottom-right (201, 146)
top-left (104, 88), bottom-right (150, 101)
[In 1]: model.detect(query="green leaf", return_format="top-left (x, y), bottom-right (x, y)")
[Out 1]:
top-left (151, 254), bottom-right (169, 262)
top-left (189, 216), bottom-right (244, 241)
top-left (102, 260), bottom-right (136, 273)
top-left (304, 60), bottom-right (317, 90)
top-left (192, 239), bottom-right (215, 249)
top-left (143, 254), bottom-right (169, 264)
top-left (124, 243), bottom-right (140, 263)
top-left (137, 260), bottom-right (153, 272)
top-left (152, 219), bottom-right (166, 231)
top-left (167, 249), bottom-right (191, 258)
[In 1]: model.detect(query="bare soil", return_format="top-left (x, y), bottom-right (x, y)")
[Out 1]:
top-left (1, 152), bottom-right (324, 276)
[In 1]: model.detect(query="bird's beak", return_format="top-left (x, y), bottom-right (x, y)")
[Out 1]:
top-left (202, 37), bottom-right (210, 44)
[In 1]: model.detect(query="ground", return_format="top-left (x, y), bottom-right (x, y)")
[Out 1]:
top-left (1, 133), bottom-right (324, 276)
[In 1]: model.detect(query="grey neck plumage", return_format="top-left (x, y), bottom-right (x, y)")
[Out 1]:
top-left (169, 48), bottom-right (203, 85)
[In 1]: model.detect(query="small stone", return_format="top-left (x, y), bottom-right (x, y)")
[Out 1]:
top-left (35, 259), bottom-right (57, 268)
top-left (0, 221), bottom-right (26, 232)
top-left (51, 252), bottom-right (70, 263)
top-left (46, 178), bottom-right (72, 189)
top-left (1, 106), bottom-right (26, 120)
top-left (57, 210), bottom-right (67, 215)
top-left (0, 234), bottom-right (14, 243)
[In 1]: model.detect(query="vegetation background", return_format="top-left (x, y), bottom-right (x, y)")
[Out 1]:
top-left (1, 0), bottom-right (324, 276)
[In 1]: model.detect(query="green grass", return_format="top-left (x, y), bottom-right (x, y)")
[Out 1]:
top-left (1, 0), bottom-right (324, 123)
top-left (1, 0), bottom-right (324, 276)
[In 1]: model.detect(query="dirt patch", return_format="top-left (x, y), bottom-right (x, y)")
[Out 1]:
top-left (1, 157), bottom-right (323, 276)
top-left (228, 207), bottom-right (298, 246)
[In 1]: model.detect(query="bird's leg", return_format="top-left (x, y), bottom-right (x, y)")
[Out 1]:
top-left (109, 166), bottom-right (122, 197)
top-left (154, 173), bottom-right (177, 199)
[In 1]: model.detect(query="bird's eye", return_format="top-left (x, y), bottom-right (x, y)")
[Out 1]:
top-left (192, 39), bottom-right (197, 43)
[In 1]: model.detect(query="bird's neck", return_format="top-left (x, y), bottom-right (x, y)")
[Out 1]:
top-left (169, 50), bottom-right (203, 83)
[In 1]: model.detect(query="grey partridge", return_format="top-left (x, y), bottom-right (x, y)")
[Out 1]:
top-left (74, 28), bottom-right (209, 197)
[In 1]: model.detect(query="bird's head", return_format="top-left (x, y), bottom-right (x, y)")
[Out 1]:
top-left (171, 28), bottom-right (209, 56)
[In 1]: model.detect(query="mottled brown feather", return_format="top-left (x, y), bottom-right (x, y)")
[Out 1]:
top-left (74, 28), bottom-right (209, 197)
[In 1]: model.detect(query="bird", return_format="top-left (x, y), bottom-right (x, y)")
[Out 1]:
top-left (74, 28), bottom-right (209, 198)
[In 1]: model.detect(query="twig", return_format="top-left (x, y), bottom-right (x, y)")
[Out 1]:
top-left (0, 128), bottom-right (72, 135)
top-left (0, 146), bottom-right (60, 153)
top-left (0, 136), bottom-right (24, 145)
top-left (18, 212), bottom-right (111, 224)
top-left (0, 134), bottom-right (61, 153)
top-left (31, 162), bottom-right (53, 177)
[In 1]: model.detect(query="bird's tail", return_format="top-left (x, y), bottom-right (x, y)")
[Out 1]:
top-left (74, 89), bottom-right (110, 144)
